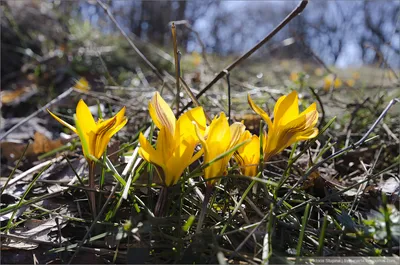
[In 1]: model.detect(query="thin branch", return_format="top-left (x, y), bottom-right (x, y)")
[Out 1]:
top-left (0, 87), bottom-right (73, 140)
top-left (171, 22), bottom-right (180, 115)
top-left (97, 0), bottom-right (165, 84)
top-left (178, 0), bottom-right (309, 115)
top-left (172, 20), bottom-right (215, 72)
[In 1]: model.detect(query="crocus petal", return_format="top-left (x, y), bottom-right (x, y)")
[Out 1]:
top-left (273, 91), bottom-right (298, 125)
top-left (109, 116), bottom-right (128, 137)
top-left (237, 130), bottom-right (252, 153)
top-left (114, 106), bottom-right (126, 124)
top-left (138, 132), bottom-right (165, 167)
top-left (194, 122), bottom-right (209, 155)
top-left (202, 113), bottom-right (232, 184)
top-left (76, 99), bottom-right (96, 133)
top-left (75, 118), bottom-right (92, 159)
top-left (247, 94), bottom-right (273, 129)
top-left (156, 127), bottom-right (175, 163)
top-left (47, 109), bottom-right (77, 133)
top-left (176, 106), bottom-right (206, 141)
top-left (241, 135), bottom-right (260, 176)
top-left (229, 122), bottom-right (246, 149)
top-left (165, 139), bottom-right (197, 186)
top-left (207, 112), bottom-right (230, 145)
top-left (149, 92), bottom-right (176, 136)
top-left (279, 128), bottom-right (319, 153)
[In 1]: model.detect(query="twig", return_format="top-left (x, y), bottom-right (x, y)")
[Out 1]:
top-left (225, 70), bottom-right (232, 123)
top-left (172, 20), bottom-right (215, 72)
top-left (0, 87), bottom-right (73, 140)
top-left (3, 156), bottom-right (64, 189)
top-left (364, 44), bottom-right (399, 81)
top-left (135, 67), bottom-right (150, 88)
top-left (345, 97), bottom-right (370, 136)
top-left (299, 37), bottom-right (333, 75)
top-left (308, 86), bottom-right (325, 130)
top-left (171, 22), bottom-right (180, 115)
top-left (97, 0), bottom-right (165, 84)
top-left (178, 0), bottom-right (309, 115)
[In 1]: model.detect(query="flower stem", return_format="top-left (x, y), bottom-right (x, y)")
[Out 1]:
top-left (88, 161), bottom-right (97, 217)
top-left (196, 185), bottom-right (213, 234)
top-left (154, 187), bottom-right (169, 217)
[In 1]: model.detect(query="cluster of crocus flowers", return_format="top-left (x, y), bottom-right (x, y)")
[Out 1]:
top-left (138, 92), bottom-right (207, 186)
top-left (248, 91), bottom-right (319, 162)
top-left (194, 112), bottom-right (246, 186)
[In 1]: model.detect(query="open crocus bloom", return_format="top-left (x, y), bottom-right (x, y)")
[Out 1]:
top-left (234, 130), bottom-right (260, 176)
top-left (248, 91), bottom-right (318, 162)
top-left (47, 99), bottom-right (127, 161)
top-left (195, 112), bottom-right (246, 186)
top-left (139, 92), bottom-right (207, 186)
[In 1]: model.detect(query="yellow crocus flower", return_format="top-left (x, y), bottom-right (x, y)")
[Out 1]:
top-left (248, 91), bottom-right (318, 162)
top-left (195, 112), bottom-right (246, 186)
top-left (234, 130), bottom-right (260, 176)
top-left (139, 92), bottom-right (207, 186)
top-left (47, 99), bottom-right (127, 161)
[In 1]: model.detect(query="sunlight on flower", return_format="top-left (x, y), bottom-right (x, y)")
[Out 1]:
top-left (234, 130), bottom-right (260, 176)
top-left (47, 99), bottom-right (127, 161)
top-left (248, 91), bottom-right (319, 162)
top-left (195, 112), bottom-right (246, 186)
top-left (139, 92), bottom-right (207, 186)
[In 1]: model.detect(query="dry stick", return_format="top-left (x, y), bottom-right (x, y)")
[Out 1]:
top-left (171, 22), bottom-right (180, 115)
top-left (178, 0), bottom-right (309, 115)
top-left (233, 97), bottom-right (400, 254)
top-left (4, 156), bottom-right (64, 189)
top-left (299, 37), bottom-right (333, 75)
top-left (97, 0), bottom-right (165, 84)
top-left (308, 86), bottom-right (326, 130)
top-left (225, 70), bottom-right (232, 122)
top-left (0, 87), bottom-right (73, 140)
top-left (364, 44), bottom-right (400, 81)
top-left (173, 20), bottom-right (215, 72)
